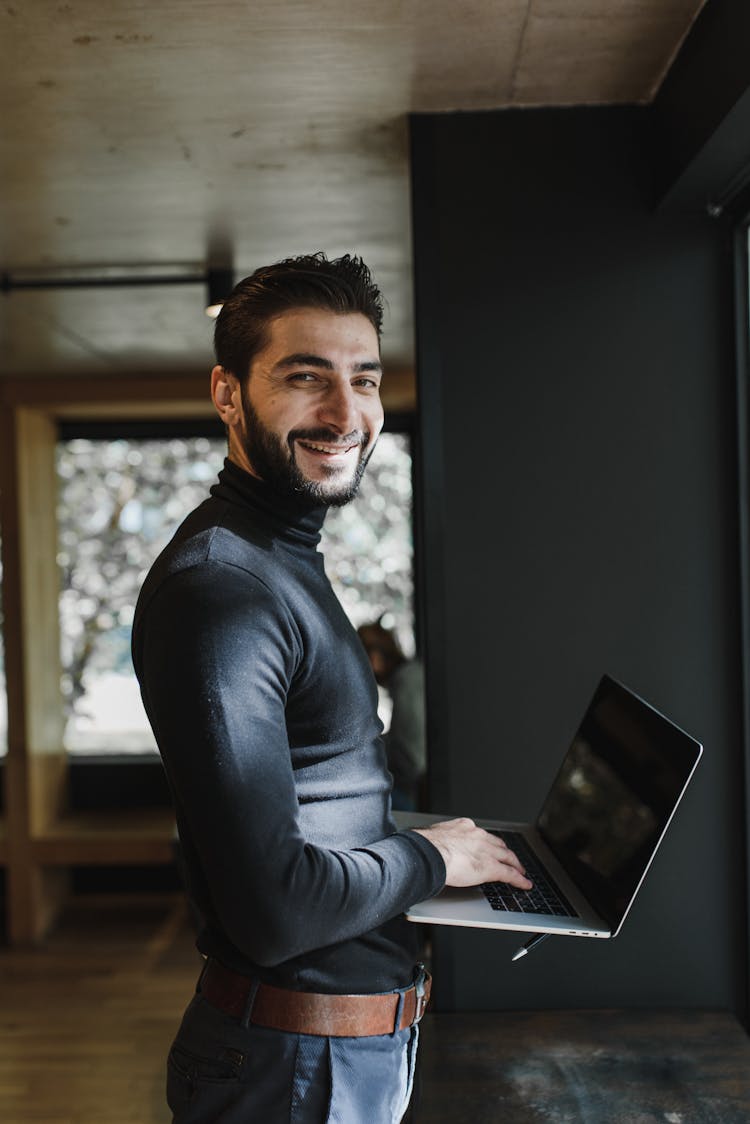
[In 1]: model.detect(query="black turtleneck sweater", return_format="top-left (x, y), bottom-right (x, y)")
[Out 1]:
top-left (131, 459), bottom-right (445, 994)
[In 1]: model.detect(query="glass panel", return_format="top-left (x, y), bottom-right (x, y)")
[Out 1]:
top-left (57, 437), bottom-right (225, 753)
top-left (322, 432), bottom-right (415, 656)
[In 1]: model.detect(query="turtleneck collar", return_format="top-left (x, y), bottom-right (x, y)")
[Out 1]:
top-left (210, 458), bottom-right (327, 548)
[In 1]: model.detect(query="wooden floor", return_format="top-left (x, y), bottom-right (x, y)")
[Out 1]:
top-left (0, 894), bottom-right (202, 1124)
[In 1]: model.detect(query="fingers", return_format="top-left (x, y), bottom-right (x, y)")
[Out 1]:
top-left (462, 823), bottom-right (526, 874)
top-left (482, 833), bottom-right (533, 889)
top-left (489, 857), bottom-right (533, 890)
top-left (493, 835), bottom-right (524, 872)
top-left (413, 819), bottom-right (535, 889)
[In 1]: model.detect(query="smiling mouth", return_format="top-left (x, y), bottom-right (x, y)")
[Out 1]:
top-left (296, 439), bottom-right (359, 456)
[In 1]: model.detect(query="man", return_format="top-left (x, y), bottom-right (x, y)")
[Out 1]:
top-left (132, 253), bottom-right (531, 1123)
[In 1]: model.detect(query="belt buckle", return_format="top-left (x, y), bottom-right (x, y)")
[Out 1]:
top-left (413, 963), bottom-right (429, 1025)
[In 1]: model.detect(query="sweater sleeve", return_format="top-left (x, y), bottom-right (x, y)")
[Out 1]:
top-left (133, 561), bottom-right (445, 967)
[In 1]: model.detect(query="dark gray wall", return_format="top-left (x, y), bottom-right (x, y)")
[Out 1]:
top-left (411, 106), bottom-right (747, 1012)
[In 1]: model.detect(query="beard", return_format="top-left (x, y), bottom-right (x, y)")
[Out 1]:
top-left (238, 383), bottom-right (375, 507)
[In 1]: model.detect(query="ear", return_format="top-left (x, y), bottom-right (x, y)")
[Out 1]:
top-left (210, 365), bottom-right (242, 427)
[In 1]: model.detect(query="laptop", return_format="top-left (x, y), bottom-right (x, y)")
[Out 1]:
top-left (399, 674), bottom-right (702, 939)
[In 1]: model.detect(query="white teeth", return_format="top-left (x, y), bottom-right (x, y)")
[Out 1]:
top-left (300, 441), bottom-right (352, 454)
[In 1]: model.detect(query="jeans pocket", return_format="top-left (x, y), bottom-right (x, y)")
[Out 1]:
top-left (167, 1046), bottom-right (194, 1114)
top-left (169, 1042), bottom-right (244, 1084)
top-left (167, 1039), bottom-right (245, 1116)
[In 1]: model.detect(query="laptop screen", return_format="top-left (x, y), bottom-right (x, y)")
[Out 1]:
top-left (536, 675), bottom-right (702, 932)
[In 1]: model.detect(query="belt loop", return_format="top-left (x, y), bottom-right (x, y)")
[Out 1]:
top-left (391, 987), bottom-right (406, 1037)
top-left (240, 979), bottom-right (261, 1029)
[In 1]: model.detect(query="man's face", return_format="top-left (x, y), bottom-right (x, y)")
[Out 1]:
top-left (233, 308), bottom-right (384, 506)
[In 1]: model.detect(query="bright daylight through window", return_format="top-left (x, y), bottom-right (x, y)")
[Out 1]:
top-left (55, 433), bottom-right (414, 754)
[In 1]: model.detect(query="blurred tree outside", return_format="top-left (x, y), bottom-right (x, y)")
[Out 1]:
top-left (324, 433), bottom-right (414, 655)
top-left (56, 437), bottom-right (224, 752)
top-left (55, 433), bottom-right (414, 753)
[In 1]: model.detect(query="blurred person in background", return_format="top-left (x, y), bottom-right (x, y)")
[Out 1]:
top-left (358, 618), bottom-right (426, 811)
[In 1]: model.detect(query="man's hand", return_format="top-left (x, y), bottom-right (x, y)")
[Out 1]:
top-left (413, 818), bottom-right (533, 889)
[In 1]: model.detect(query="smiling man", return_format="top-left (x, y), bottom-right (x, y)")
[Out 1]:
top-left (132, 254), bottom-right (529, 1124)
top-left (212, 303), bottom-right (383, 505)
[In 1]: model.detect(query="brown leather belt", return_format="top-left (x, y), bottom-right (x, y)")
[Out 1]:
top-left (198, 957), bottom-right (432, 1038)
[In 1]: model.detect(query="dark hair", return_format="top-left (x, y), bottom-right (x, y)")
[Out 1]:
top-left (214, 252), bottom-right (384, 380)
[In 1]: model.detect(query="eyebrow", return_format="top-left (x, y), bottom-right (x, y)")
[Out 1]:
top-left (275, 352), bottom-right (382, 374)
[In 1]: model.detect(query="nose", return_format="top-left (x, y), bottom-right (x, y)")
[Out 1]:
top-left (318, 380), bottom-right (360, 434)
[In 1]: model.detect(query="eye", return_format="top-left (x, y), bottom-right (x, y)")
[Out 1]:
top-left (288, 371), bottom-right (318, 383)
top-left (353, 376), bottom-right (381, 390)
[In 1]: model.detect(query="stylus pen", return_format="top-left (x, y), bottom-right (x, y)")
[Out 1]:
top-left (511, 933), bottom-right (550, 962)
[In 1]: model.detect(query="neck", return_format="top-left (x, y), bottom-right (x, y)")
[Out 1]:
top-left (212, 458), bottom-right (328, 546)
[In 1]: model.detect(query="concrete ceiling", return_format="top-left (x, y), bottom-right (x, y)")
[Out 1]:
top-left (0, 0), bottom-right (706, 382)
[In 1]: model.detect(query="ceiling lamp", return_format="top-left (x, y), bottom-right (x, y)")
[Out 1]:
top-left (205, 267), bottom-right (234, 319)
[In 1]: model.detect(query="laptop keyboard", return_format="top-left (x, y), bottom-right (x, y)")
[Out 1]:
top-left (481, 830), bottom-right (578, 918)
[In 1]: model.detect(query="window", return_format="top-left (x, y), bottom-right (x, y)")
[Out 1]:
top-left (322, 432), bottom-right (415, 656)
top-left (56, 430), bottom-right (414, 754)
top-left (57, 436), bottom-right (225, 753)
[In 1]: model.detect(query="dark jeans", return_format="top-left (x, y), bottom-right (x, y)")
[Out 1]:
top-left (166, 990), bottom-right (420, 1123)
